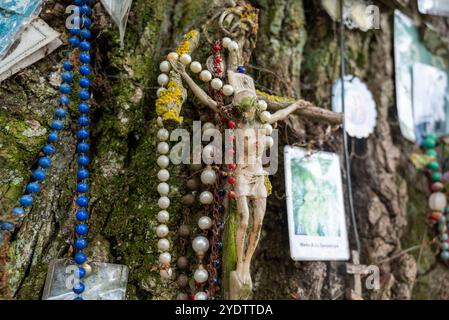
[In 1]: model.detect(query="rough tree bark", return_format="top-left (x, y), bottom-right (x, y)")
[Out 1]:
top-left (1, 0), bottom-right (449, 300)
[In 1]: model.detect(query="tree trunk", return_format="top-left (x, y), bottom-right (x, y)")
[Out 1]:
top-left (1, 0), bottom-right (449, 300)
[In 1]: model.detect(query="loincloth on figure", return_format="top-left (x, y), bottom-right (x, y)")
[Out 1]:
top-left (234, 169), bottom-right (269, 199)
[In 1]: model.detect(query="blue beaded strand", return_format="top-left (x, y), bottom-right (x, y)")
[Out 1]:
top-left (69, 0), bottom-right (93, 300)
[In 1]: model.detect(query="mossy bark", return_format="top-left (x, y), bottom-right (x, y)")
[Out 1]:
top-left (1, 0), bottom-right (449, 300)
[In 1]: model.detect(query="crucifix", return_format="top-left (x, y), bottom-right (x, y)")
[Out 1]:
top-left (345, 250), bottom-right (370, 300)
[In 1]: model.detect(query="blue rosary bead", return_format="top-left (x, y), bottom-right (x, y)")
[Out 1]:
top-left (73, 282), bottom-right (85, 294)
top-left (54, 108), bottom-right (67, 118)
top-left (78, 90), bottom-right (90, 101)
top-left (215, 241), bottom-right (223, 250)
top-left (82, 17), bottom-right (92, 28)
top-left (78, 102), bottom-right (90, 113)
top-left (79, 41), bottom-right (91, 51)
top-left (69, 28), bottom-right (80, 36)
top-left (74, 252), bottom-right (87, 264)
top-left (33, 169), bottom-right (46, 181)
top-left (79, 65), bottom-right (91, 76)
top-left (77, 182), bottom-right (89, 193)
top-left (59, 95), bottom-right (69, 105)
top-left (19, 195), bottom-right (33, 207)
top-left (76, 196), bottom-right (89, 207)
top-left (68, 36), bottom-right (80, 47)
top-left (80, 4), bottom-right (92, 16)
top-left (47, 132), bottom-right (59, 143)
top-left (78, 115), bottom-right (90, 127)
top-left (74, 238), bottom-right (88, 250)
top-left (38, 157), bottom-right (52, 168)
top-left (77, 267), bottom-right (86, 279)
top-left (43, 144), bottom-right (56, 155)
top-left (77, 142), bottom-right (90, 153)
top-left (62, 71), bottom-right (73, 83)
top-left (12, 207), bottom-right (25, 216)
top-left (77, 129), bottom-right (89, 140)
top-left (1, 222), bottom-right (14, 231)
top-left (63, 61), bottom-right (74, 71)
top-left (212, 259), bottom-right (221, 268)
top-left (76, 210), bottom-right (89, 221)
top-left (26, 182), bottom-right (41, 193)
top-left (51, 120), bottom-right (64, 131)
top-left (78, 78), bottom-right (90, 89)
top-left (237, 66), bottom-right (246, 73)
top-left (79, 52), bottom-right (91, 64)
top-left (78, 155), bottom-right (90, 166)
top-left (80, 28), bottom-right (91, 39)
top-left (59, 83), bottom-right (71, 94)
top-left (75, 223), bottom-right (89, 235)
top-left (77, 168), bottom-right (89, 180)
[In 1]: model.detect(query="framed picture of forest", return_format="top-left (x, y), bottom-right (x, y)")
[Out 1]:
top-left (284, 146), bottom-right (350, 261)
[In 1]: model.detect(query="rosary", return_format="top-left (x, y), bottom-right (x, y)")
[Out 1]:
top-left (1, 0), bottom-right (93, 299)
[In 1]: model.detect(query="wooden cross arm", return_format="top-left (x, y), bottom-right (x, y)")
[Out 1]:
top-left (256, 90), bottom-right (343, 125)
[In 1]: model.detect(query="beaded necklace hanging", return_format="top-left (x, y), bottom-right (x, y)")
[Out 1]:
top-left (421, 134), bottom-right (449, 264)
top-left (0, 0), bottom-right (94, 300)
top-left (154, 30), bottom-right (274, 300)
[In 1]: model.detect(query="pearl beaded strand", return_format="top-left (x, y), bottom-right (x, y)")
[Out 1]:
top-left (156, 116), bottom-right (173, 279)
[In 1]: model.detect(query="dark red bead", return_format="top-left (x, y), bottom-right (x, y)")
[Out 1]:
top-left (213, 44), bottom-right (221, 52)
top-left (229, 163), bottom-right (236, 170)
top-left (228, 177), bottom-right (236, 185)
top-left (228, 121), bottom-right (236, 129)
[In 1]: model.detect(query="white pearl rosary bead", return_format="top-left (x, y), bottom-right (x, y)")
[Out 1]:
top-left (157, 74), bottom-right (169, 86)
top-left (194, 268), bottom-right (209, 283)
top-left (263, 123), bottom-right (273, 135)
top-left (159, 252), bottom-right (172, 264)
top-left (157, 142), bottom-right (170, 154)
top-left (158, 196), bottom-right (170, 209)
top-left (194, 292), bottom-right (208, 300)
top-left (228, 40), bottom-right (239, 51)
top-left (156, 224), bottom-right (169, 237)
top-left (158, 238), bottom-right (170, 251)
top-left (159, 60), bottom-right (171, 73)
top-left (259, 111), bottom-right (272, 123)
top-left (222, 37), bottom-right (232, 48)
top-left (200, 70), bottom-right (212, 82)
top-left (199, 191), bottom-right (213, 205)
top-left (157, 169), bottom-right (170, 182)
top-left (157, 210), bottom-right (170, 223)
top-left (190, 61), bottom-right (202, 74)
top-left (157, 117), bottom-right (164, 127)
top-left (198, 216), bottom-right (212, 230)
top-left (211, 78), bottom-right (223, 90)
top-left (157, 128), bottom-right (169, 141)
top-left (258, 100), bottom-right (268, 111)
top-left (157, 155), bottom-right (170, 169)
top-left (157, 182), bottom-right (170, 196)
top-left (167, 52), bottom-right (179, 61)
top-left (222, 84), bottom-right (234, 96)
top-left (160, 268), bottom-right (173, 280)
top-left (192, 236), bottom-right (210, 254)
top-left (429, 192), bottom-right (447, 211)
top-left (201, 168), bottom-right (217, 185)
top-left (179, 53), bottom-right (192, 65)
top-left (156, 87), bottom-right (165, 97)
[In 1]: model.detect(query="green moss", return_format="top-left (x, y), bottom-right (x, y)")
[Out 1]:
top-left (222, 202), bottom-right (238, 299)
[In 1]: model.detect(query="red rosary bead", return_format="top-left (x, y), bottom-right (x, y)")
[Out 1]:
top-left (228, 121), bottom-right (236, 129)
top-left (229, 163), bottom-right (236, 170)
top-left (214, 56), bottom-right (222, 63)
top-left (228, 177), bottom-right (236, 185)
